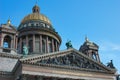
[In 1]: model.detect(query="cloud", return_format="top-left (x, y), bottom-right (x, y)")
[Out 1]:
top-left (96, 40), bottom-right (120, 73)
top-left (99, 41), bottom-right (120, 51)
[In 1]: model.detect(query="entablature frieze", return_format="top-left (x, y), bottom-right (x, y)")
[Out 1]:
top-left (22, 64), bottom-right (115, 80)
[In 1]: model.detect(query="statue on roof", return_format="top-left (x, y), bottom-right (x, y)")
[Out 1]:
top-left (7, 19), bottom-right (11, 25)
top-left (107, 60), bottom-right (115, 69)
top-left (85, 36), bottom-right (89, 42)
top-left (23, 44), bottom-right (28, 56)
top-left (66, 40), bottom-right (73, 49)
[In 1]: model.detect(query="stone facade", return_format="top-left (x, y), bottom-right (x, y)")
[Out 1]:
top-left (0, 4), bottom-right (117, 80)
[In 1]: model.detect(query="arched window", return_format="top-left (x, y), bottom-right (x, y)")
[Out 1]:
top-left (92, 52), bottom-right (97, 60)
top-left (3, 35), bottom-right (11, 48)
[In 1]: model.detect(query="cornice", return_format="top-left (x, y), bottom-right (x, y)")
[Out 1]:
top-left (0, 53), bottom-right (22, 59)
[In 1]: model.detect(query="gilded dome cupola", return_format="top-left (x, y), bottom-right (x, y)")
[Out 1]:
top-left (18, 5), bottom-right (52, 30)
top-left (17, 5), bottom-right (62, 55)
top-left (32, 5), bottom-right (40, 13)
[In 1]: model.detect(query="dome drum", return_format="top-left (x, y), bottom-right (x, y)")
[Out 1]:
top-left (18, 33), bottom-right (61, 54)
top-left (18, 29), bottom-right (61, 44)
top-left (17, 27), bottom-right (61, 54)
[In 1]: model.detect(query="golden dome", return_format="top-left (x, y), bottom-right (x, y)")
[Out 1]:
top-left (20, 5), bottom-right (51, 24)
top-left (21, 13), bottom-right (51, 24)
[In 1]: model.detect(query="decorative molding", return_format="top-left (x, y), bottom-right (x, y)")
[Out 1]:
top-left (20, 49), bottom-right (115, 74)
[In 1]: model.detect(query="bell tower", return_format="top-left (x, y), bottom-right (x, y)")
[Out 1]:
top-left (79, 37), bottom-right (100, 62)
top-left (0, 20), bottom-right (18, 54)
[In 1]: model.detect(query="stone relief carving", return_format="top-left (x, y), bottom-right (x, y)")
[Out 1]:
top-left (37, 53), bottom-right (102, 71)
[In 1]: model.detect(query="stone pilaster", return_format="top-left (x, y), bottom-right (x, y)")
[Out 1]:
top-left (40, 35), bottom-right (42, 53)
top-left (46, 36), bottom-right (48, 53)
top-left (33, 34), bottom-right (35, 52)
top-left (11, 36), bottom-right (14, 48)
top-left (13, 35), bottom-right (16, 49)
top-left (15, 35), bottom-right (18, 49)
top-left (52, 39), bottom-right (54, 52)
top-left (96, 51), bottom-right (100, 62)
top-left (57, 43), bottom-right (60, 51)
top-left (1, 34), bottom-right (3, 47)
top-left (55, 41), bottom-right (58, 51)
top-left (20, 38), bottom-right (22, 53)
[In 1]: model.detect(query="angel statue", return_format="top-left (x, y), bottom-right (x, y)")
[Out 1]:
top-left (66, 40), bottom-right (73, 49)
top-left (23, 45), bottom-right (28, 56)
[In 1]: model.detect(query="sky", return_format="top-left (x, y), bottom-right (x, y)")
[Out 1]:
top-left (0, 0), bottom-right (120, 73)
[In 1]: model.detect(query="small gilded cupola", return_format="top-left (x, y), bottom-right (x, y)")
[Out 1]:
top-left (79, 37), bottom-right (100, 62)
top-left (32, 5), bottom-right (40, 13)
top-left (7, 19), bottom-right (11, 25)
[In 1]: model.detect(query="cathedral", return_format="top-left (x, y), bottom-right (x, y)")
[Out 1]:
top-left (0, 4), bottom-right (117, 80)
